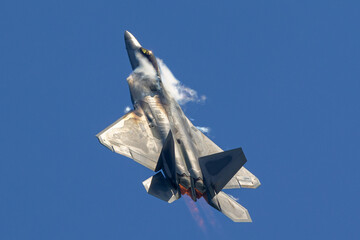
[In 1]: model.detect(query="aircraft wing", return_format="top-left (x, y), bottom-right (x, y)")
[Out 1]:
top-left (223, 167), bottom-right (261, 189)
top-left (96, 109), bottom-right (162, 171)
top-left (184, 117), bottom-right (223, 157)
top-left (185, 117), bottom-right (260, 189)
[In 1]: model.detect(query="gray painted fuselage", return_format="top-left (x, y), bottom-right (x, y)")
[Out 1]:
top-left (128, 69), bottom-right (204, 202)
top-left (125, 31), bottom-right (205, 201)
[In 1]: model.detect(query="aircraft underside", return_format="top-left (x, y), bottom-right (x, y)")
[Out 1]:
top-left (97, 31), bottom-right (260, 222)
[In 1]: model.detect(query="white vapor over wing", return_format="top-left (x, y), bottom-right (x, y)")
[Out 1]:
top-left (196, 126), bottom-right (211, 134)
top-left (157, 58), bottom-right (206, 105)
top-left (134, 52), bottom-right (157, 78)
top-left (124, 106), bottom-right (131, 113)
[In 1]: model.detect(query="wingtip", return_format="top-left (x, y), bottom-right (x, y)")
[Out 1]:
top-left (214, 191), bottom-right (254, 223)
top-left (249, 177), bottom-right (261, 189)
top-left (234, 208), bottom-right (253, 222)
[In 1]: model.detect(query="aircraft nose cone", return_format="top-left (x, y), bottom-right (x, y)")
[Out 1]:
top-left (124, 31), bottom-right (142, 70)
top-left (124, 30), bottom-right (141, 50)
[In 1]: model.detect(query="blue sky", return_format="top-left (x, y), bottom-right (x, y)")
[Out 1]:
top-left (1, 1), bottom-right (359, 239)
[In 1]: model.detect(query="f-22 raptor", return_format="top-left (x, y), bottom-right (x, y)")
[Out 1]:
top-left (97, 31), bottom-right (260, 222)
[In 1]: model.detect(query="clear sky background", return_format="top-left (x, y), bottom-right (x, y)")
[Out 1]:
top-left (1, 1), bottom-right (359, 239)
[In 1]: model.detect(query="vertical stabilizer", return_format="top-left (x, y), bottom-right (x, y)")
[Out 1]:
top-left (199, 148), bottom-right (247, 195)
top-left (155, 131), bottom-right (177, 180)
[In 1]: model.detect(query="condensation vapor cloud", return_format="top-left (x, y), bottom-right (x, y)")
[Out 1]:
top-left (157, 58), bottom-right (206, 105)
top-left (134, 52), bottom-right (157, 78)
top-left (196, 126), bottom-right (210, 134)
top-left (124, 106), bottom-right (131, 113)
top-left (123, 58), bottom-right (211, 137)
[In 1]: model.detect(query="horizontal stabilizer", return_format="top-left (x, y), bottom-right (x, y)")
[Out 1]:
top-left (199, 148), bottom-right (247, 194)
top-left (142, 172), bottom-right (180, 203)
top-left (209, 191), bottom-right (252, 222)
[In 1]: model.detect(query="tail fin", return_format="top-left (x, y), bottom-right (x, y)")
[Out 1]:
top-left (155, 131), bottom-right (177, 179)
top-left (143, 131), bottom-right (180, 203)
top-left (208, 191), bottom-right (252, 222)
top-left (199, 148), bottom-right (247, 194)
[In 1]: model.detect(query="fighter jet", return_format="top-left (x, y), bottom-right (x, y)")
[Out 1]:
top-left (97, 31), bottom-right (260, 222)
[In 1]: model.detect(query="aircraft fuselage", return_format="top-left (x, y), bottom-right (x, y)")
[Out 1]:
top-left (127, 70), bottom-right (204, 201)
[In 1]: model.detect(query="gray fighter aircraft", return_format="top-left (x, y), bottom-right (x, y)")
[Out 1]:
top-left (97, 31), bottom-right (260, 222)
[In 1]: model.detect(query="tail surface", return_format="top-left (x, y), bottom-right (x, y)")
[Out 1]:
top-left (208, 191), bottom-right (252, 222)
top-left (199, 148), bottom-right (253, 222)
top-left (199, 148), bottom-right (247, 195)
top-left (142, 131), bottom-right (181, 203)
